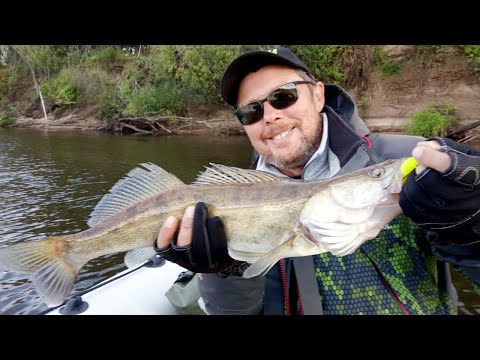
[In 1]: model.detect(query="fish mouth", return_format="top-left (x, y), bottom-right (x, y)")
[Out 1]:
top-left (381, 159), bottom-right (405, 193)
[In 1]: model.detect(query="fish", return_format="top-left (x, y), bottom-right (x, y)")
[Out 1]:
top-left (0, 158), bottom-right (406, 307)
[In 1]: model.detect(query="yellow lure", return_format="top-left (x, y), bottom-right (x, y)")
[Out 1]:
top-left (401, 157), bottom-right (419, 185)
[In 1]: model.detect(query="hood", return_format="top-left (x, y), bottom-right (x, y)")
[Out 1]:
top-left (324, 84), bottom-right (370, 137)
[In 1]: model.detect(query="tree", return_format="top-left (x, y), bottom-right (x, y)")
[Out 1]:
top-left (11, 45), bottom-right (58, 123)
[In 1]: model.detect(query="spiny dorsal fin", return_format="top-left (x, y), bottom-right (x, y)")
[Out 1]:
top-left (88, 163), bottom-right (185, 227)
top-left (191, 163), bottom-right (281, 186)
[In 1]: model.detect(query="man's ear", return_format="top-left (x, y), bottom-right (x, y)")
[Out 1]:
top-left (313, 81), bottom-right (325, 112)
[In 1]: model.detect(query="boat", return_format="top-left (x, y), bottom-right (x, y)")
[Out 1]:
top-left (45, 258), bottom-right (206, 315)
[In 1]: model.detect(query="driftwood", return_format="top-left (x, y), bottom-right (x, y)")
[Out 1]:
top-left (456, 132), bottom-right (480, 145)
top-left (108, 113), bottom-right (244, 135)
top-left (120, 122), bottom-right (153, 135)
top-left (112, 114), bottom-right (192, 135)
top-left (447, 120), bottom-right (480, 141)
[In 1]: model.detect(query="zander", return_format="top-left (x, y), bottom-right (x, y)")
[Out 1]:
top-left (0, 158), bottom-right (406, 306)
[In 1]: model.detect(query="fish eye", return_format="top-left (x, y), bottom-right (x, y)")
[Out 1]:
top-left (368, 167), bottom-right (385, 178)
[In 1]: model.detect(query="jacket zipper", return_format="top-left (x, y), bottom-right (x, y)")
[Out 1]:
top-left (371, 261), bottom-right (410, 315)
top-left (279, 260), bottom-right (305, 315)
top-left (279, 260), bottom-right (290, 315)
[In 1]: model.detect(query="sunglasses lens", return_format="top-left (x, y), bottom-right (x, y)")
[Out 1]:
top-left (234, 82), bottom-right (303, 125)
top-left (268, 86), bottom-right (298, 110)
top-left (236, 102), bottom-right (263, 125)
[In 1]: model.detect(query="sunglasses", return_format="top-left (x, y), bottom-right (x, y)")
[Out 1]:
top-left (234, 80), bottom-right (316, 125)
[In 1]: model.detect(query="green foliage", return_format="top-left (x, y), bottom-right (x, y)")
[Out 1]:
top-left (40, 68), bottom-right (79, 105)
top-left (173, 45), bottom-right (243, 104)
top-left (4, 44), bottom-right (474, 128)
top-left (459, 45), bottom-right (480, 73)
top-left (372, 46), bottom-right (402, 77)
top-left (0, 67), bottom-right (11, 98)
top-left (415, 45), bottom-right (441, 59)
top-left (85, 46), bottom-right (131, 71)
top-left (148, 45), bottom-right (180, 80)
top-left (0, 114), bottom-right (15, 127)
top-left (5, 61), bottom-right (29, 90)
top-left (12, 45), bottom-right (66, 80)
top-left (76, 67), bottom-right (123, 118)
top-left (118, 59), bottom-right (151, 99)
top-left (379, 62), bottom-right (402, 76)
top-left (122, 81), bottom-right (184, 116)
top-left (0, 105), bottom-right (16, 127)
top-left (405, 105), bottom-right (457, 137)
top-left (288, 45), bottom-right (345, 83)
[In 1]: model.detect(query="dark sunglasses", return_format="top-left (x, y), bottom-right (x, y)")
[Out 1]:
top-left (234, 80), bottom-right (316, 125)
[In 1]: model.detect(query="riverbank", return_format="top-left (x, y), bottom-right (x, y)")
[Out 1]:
top-left (9, 110), bottom-right (247, 135)
top-left (9, 114), bottom-right (411, 135)
top-left (4, 46), bottom-right (480, 143)
top-left (9, 113), bottom-right (480, 145)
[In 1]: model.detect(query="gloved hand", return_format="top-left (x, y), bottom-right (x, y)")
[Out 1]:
top-left (154, 202), bottom-right (236, 274)
top-left (400, 137), bottom-right (480, 232)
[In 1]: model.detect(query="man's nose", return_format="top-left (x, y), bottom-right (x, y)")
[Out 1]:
top-left (262, 101), bottom-right (282, 124)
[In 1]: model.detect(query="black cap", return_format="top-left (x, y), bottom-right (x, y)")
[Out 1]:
top-left (220, 47), bottom-right (311, 108)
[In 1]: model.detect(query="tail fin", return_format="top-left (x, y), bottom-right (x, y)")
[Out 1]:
top-left (0, 237), bottom-right (83, 307)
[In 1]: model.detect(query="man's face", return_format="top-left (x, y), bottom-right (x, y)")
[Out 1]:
top-left (237, 65), bottom-right (325, 175)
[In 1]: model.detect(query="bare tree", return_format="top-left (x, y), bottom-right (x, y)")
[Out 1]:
top-left (11, 46), bottom-right (50, 123)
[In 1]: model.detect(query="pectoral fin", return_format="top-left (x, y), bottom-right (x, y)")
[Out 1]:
top-left (302, 218), bottom-right (355, 238)
top-left (243, 236), bottom-right (296, 279)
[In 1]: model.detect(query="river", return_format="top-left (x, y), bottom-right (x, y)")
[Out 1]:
top-left (0, 128), bottom-right (479, 315)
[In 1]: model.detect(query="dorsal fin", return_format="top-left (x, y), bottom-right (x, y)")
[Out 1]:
top-left (87, 162), bottom-right (185, 227)
top-left (191, 163), bottom-right (281, 186)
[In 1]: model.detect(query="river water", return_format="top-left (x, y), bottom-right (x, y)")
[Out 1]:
top-left (0, 128), bottom-right (479, 315)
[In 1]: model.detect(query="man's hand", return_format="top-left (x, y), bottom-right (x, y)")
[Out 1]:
top-left (411, 140), bottom-right (451, 174)
top-left (399, 137), bottom-right (480, 230)
top-left (154, 202), bottom-right (236, 273)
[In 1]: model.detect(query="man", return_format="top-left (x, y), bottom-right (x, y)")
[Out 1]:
top-left (155, 47), bottom-right (480, 315)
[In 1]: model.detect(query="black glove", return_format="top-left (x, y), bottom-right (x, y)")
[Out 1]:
top-left (400, 137), bottom-right (480, 235)
top-left (153, 202), bottom-right (236, 274)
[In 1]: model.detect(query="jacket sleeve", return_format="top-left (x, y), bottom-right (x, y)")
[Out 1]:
top-left (197, 273), bottom-right (265, 315)
top-left (368, 133), bottom-right (425, 160)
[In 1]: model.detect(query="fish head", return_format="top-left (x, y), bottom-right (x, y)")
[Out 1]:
top-left (298, 158), bottom-right (405, 256)
top-left (304, 158), bottom-right (405, 217)
top-left (329, 157), bottom-right (404, 209)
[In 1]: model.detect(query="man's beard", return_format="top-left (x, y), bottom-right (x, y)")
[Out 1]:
top-left (265, 123), bottom-right (323, 170)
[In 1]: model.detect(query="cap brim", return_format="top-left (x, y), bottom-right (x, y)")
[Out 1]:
top-left (221, 51), bottom-right (309, 108)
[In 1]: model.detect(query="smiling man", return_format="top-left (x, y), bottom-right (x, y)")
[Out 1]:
top-left (155, 47), bottom-right (480, 315)
top-left (236, 67), bottom-right (323, 176)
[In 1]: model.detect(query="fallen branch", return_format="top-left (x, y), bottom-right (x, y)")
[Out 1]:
top-left (154, 122), bottom-right (172, 134)
top-left (119, 122), bottom-right (152, 135)
top-left (173, 123), bottom-right (194, 131)
top-left (459, 133), bottom-right (480, 144)
top-left (196, 120), bottom-right (213, 129)
top-left (117, 114), bottom-right (193, 123)
top-left (447, 120), bottom-right (480, 139)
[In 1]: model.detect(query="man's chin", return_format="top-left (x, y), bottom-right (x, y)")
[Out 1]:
top-left (266, 153), bottom-right (306, 170)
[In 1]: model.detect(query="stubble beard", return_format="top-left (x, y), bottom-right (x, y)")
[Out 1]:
top-left (265, 121), bottom-right (323, 171)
